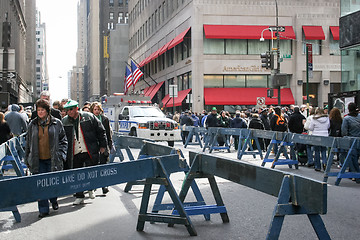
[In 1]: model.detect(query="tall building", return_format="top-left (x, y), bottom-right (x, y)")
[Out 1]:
top-left (0, 0), bottom-right (35, 108)
top-left (72, 0), bottom-right (129, 104)
top-left (129, 0), bottom-right (341, 113)
top-left (35, 10), bottom-right (49, 99)
top-left (340, 1), bottom-right (360, 92)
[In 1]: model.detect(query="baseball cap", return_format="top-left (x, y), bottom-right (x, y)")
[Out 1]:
top-left (63, 100), bottom-right (79, 109)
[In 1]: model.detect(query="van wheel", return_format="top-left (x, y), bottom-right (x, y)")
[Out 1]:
top-left (130, 129), bottom-right (137, 137)
top-left (168, 141), bottom-right (174, 147)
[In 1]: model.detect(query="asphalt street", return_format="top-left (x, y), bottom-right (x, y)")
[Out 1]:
top-left (1, 142), bottom-right (360, 240)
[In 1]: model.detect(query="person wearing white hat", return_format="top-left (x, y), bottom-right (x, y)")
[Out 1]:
top-left (62, 100), bottom-right (108, 205)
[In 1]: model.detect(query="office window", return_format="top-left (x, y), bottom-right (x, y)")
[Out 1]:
top-left (204, 75), bottom-right (224, 88)
top-left (302, 39), bottom-right (321, 55)
top-left (224, 75), bottom-right (246, 87)
top-left (118, 12), bottom-right (123, 23)
top-left (204, 38), bottom-right (224, 54)
top-left (125, 12), bottom-right (128, 23)
top-left (329, 38), bottom-right (340, 55)
top-left (109, 12), bottom-right (114, 20)
top-left (118, 0), bottom-right (123, 5)
top-left (246, 75), bottom-right (268, 88)
top-left (109, 0), bottom-right (114, 7)
top-left (225, 39), bottom-right (247, 55)
top-left (248, 39), bottom-right (269, 55)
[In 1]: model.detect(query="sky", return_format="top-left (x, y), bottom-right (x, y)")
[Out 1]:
top-left (36, 0), bottom-right (78, 102)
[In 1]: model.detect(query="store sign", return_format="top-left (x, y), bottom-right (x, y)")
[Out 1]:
top-left (223, 65), bottom-right (268, 72)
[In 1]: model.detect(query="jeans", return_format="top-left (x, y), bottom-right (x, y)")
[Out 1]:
top-left (314, 146), bottom-right (327, 170)
top-left (38, 159), bottom-right (57, 214)
top-left (348, 148), bottom-right (360, 173)
top-left (307, 145), bottom-right (314, 165)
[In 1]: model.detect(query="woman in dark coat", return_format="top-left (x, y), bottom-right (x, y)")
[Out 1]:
top-left (248, 113), bottom-right (265, 150)
top-left (329, 107), bottom-right (343, 165)
top-left (0, 112), bottom-right (12, 144)
top-left (90, 102), bottom-right (113, 194)
top-left (25, 99), bottom-right (68, 218)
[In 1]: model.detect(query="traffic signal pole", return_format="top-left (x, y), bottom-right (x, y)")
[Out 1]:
top-left (2, 13), bottom-right (10, 89)
top-left (275, 0), bottom-right (281, 106)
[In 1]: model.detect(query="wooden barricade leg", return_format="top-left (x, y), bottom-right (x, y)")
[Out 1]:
top-left (168, 159), bottom-right (229, 227)
top-left (323, 140), bottom-right (337, 182)
top-left (137, 158), bottom-right (197, 236)
top-left (267, 176), bottom-right (330, 240)
top-left (335, 139), bottom-right (360, 186)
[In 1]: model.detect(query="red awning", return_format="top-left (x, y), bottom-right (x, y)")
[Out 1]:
top-left (164, 89), bottom-right (192, 107)
top-left (138, 59), bottom-right (146, 68)
top-left (302, 26), bottom-right (325, 40)
top-left (204, 88), bottom-right (294, 105)
top-left (204, 25), bottom-right (296, 40)
top-left (142, 55), bottom-right (153, 66)
top-left (159, 39), bottom-right (174, 56)
top-left (168, 27), bottom-right (191, 50)
top-left (162, 94), bottom-right (171, 107)
top-left (143, 84), bottom-right (155, 96)
top-left (330, 26), bottom-right (339, 41)
top-left (146, 81), bottom-right (164, 99)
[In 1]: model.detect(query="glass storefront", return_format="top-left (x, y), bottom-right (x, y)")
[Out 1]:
top-left (341, 45), bottom-right (360, 91)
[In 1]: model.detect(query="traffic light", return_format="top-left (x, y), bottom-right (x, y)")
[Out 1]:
top-left (2, 22), bottom-right (11, 48)
top-left (260, 51), bottom-right (274, 69)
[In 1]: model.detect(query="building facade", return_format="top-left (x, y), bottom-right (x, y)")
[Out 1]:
top-left (340, 0), bottom-right (360, 92)
top-left (72, 0), bottom-right (129, 104)
top-left (129, 0), bottom-right (341, 113)
top-left (0, 0), bottom-right (35, 108)
top-left (35, 10), bottom-right (49, 99)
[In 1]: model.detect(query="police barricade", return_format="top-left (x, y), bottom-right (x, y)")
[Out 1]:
top-left (0, 135), bottom-right (27, 177)
top-left (109, 134), bottom-right (154, 162)
top-left (182, 151), bottom-right (330, 239)
top-left (326, 137), bottom-right (360, 185)
top-left (124, 141), bottom-right (211, 221)
top-left (0, 154), bottom-right (200, 236)
top-left (183, 126), bottom-right (207, 148)
top-left (261, 131), bottom-right (299, 169)
top-left (202, 127), bottom-right (231, 153)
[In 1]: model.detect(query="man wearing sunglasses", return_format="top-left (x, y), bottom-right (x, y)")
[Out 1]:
top-left (62, 100), bottom-right (108, 205)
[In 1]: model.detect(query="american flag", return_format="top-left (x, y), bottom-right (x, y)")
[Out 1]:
top-left (131, 60), bottom-right (144, 87)
top-left (124, 66), bottom-right (133, 94)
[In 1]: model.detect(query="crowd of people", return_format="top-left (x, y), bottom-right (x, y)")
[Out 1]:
top-left (172, 103), bottom-right (360, 175)
top-left (1, 91), bottom-right (360, 218)
top-left (0, 91), bottom-right (113, 218)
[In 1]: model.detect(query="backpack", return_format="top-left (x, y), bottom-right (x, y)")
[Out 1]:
top-left (275, 114), bottom-right (287, 131)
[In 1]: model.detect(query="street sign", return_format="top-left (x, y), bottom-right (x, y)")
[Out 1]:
top-left (0, 71), bottom-right (16, 79)
top-left (257, 97), bottom-right (266, 107)
top-left (306, 44), bottom-right (313, 79)
top-left (169, 85), bottom-right (178, 98)
top-left (269, 26), bottom-right (285, 32)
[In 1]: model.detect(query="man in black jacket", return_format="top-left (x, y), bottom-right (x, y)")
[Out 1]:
top-left (62, 100), bottom-right (107, 205)
top-left (31, 91), bottom-right (62, 120)
top-left (230, 110), bottom-right (247, 150)
top-left (288, 107), bottom-right (306, 134)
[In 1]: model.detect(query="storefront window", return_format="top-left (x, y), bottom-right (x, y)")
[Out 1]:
top-left (204, 75), bottom-right (223, 87)
top-left (246, 75), bottom-right (268, 87)
top-left (302, 83), bottom-right (319, 106)
top-left (204, 38), bottom-right (224, 54)
top-left (225, 39), bottom-right (247, 54)
top-left (224, 75), bottom-right (246, 87)
top-left (341, 46), bottom-right (360, 91)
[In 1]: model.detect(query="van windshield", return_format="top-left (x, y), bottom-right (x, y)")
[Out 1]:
top-left (131, 107), bottom-right (165, 118)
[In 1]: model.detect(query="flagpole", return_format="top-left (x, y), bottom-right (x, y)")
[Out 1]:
top-left (130, 57), bottom-right (157, 85)
top-left (124, 61), bottom-right (151, 87)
